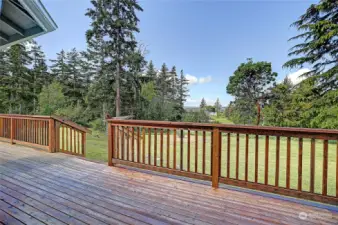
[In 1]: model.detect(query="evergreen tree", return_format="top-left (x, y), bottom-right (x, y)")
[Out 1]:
top-left (86, 0), bottom-right (143, 117)
top-left (214, 98), bottom-right (222, 116)
top-left (29, 40), bottom-right (49, 113)
top-left (156, 63), bottom-right (170, 102)
top-left (66, 48), bottom-right (86, 105)
top-left (7, 43), bottom-right (32, 113)
top-left (85, 35), bottom-right (114, 121)
top-left (168, 66), bottom-right (179, 101)
top-left (283, 0), bottom-right (338, 92)
top-left (50, 50), bottom-right (69, 83)
top-left (0, 49), bottom-right (10, 113)
top-left (80, 51), bottom-right (95, 92)
top-left (142, 60), bottom-right (157, 83)
top-left (176, 69), bottom-right (189, 120)
top-left (282, 0), bottom-right (338, 128)
top-left (263, 78), bottom-right (294, 126)
top-left (200, 98), bottom-right (207, 109)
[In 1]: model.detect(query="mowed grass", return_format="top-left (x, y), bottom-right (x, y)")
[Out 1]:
top-left (210, 116), bottom-right (233, 124)
top-left (86, 130), bottom-right (337, 197)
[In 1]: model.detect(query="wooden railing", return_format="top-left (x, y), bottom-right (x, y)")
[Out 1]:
top-left (107, 119), bottom-right (338, 205)
top-left (0, 114), bottom-right (90, 156)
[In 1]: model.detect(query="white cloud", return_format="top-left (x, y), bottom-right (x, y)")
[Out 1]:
top-left (286, 68), bottom-right (310, 85)
top-left (186, 74), bottom-right (199, 85)
top-left (185, 74), bottom-right (212, 85)
top-left (199, 76), bottom-right (212, 84)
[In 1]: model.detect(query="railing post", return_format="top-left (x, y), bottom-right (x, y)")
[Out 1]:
top-left (10, 117), bottom-right (14, 144)
top-left (82, 132), bottom-right (86, 157)
top-left (49, 118), bottom-right (55, 153)
top-left (212, 127), bottom-right (220, 188)
top-left (108, 122), bottom-right (113, 166)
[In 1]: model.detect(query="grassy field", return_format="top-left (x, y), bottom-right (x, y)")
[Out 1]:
top-left (210, 116), bottom-right (233, 124)
top-left (86, 130), bottom-right (337, 197)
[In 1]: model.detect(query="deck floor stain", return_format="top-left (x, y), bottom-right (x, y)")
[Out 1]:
top-left (0, 142), bottom-right (337, 225)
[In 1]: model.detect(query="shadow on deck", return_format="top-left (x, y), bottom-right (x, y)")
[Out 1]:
top-left (0, 142), bottom-right (337, 225)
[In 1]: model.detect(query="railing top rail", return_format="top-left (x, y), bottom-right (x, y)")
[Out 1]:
top-left (0, 114), bottom-right (51, 119)
top-left (0, 114), bottom-right (90, 134)
top-left (107, 119), bottom-right (338, 137)
top-left (52, 116), bottom-right (91, 134)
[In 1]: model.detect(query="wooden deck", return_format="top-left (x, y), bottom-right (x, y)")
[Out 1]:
top-left (0, 143), bottom-right (337, 225)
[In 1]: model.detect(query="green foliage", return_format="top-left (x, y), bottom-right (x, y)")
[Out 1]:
top-left (86, 0), bottom-right (144, 116)
top-left (55, 104), bottom-right (88, 126)
top-left (214, 98), bottom-right (222, 115)
top-left (265, 0), bottom-right (338, 129)
top-left (89, 118), bottom-right (105, 131)
top-left (283, 0), bottom-right (338, 92)
top-left (200, 98), bottom-right (207, 109)
top-left (38, 82), bottom-right (66, 115)
top-left (183, 110), bottom-right (209, 123)
top-left (263, 78), bottom-right (294, 126)
top-left (141, 81), bottom-right (157, 102)
top-left (205, 105), bottom-right (215, 113)
top-left (226, 58), bottom-right (277, 125)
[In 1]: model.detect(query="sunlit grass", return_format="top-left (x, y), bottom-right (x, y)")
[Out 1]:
top-left (210, 116), bottom-right (233, 124)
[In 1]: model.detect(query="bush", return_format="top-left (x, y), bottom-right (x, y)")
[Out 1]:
top-left (89, 118), bottom-right (106, 132)
top-left (183, 110), bottom-right (210, 123)
top-left (38, 82), bottom-right (66, 115)
top-left (55, 104), bottom-right (88, 126)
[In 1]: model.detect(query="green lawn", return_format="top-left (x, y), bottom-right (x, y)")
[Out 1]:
top-left (86, 131), bottom-right (337, 197)
top-left (210, 116), bottom-right (233, 124)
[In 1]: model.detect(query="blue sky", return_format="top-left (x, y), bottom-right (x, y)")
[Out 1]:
top-left (37, 0), bottom-right (316, 107)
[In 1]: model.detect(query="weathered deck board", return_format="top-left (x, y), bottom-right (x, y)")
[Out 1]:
top-left (0, 143), bottom-right (337, 225)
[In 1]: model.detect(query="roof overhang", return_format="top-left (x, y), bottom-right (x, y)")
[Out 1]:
top-left (0, 0), bottom-right (57, 49)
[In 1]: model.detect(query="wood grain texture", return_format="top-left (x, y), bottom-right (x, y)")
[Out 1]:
top-left (298, 138), bottom-right (303, 191)
top-left (310, 138), bottom-right (315, 193)
top-left (236, 133), bottom-right (239, 180)
top-left (227, 133), bottom-right (230, 178)
top-left (323, 140), bottom-right (328, 196)
top-left (1, 143), bottom-right (337, 224)
top-left (275, 136), bottom-right (280, 187)
top-left (212, 128), bottom-right (220, 188)
top-left (286, 137), bottom-right (291, 189)
top-left (265, 136), bottom-right (269, 185)
top-left (203, 131), bottom-right (206, 174)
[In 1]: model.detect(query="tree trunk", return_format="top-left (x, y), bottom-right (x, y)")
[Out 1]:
top-left (256, 101), bottom-right (261, 126)
top-left (116, 62), bottom-right (121, 117)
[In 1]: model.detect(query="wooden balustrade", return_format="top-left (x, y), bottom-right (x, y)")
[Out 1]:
top-left (0, 114), bottom-right (89, 156)
top-left (107, 119), bottom-right (338, 205)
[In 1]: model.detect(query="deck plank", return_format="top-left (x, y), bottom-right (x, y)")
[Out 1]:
top-left (0, 149), bottom-right (336, 223)
top-left (0, 149), bottom-right (336, 224)
top-left (0, 200), bottom-right (44, 225)
top-left (0, 143), bottom-right (337, 225)
top-left (0, 185), bottom-right (86, 225)
top-left (0, 191), bottom-right (66, 225)
top-left (0, 209), bottom-right (24, 225)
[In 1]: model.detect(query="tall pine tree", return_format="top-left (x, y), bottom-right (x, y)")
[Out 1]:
top-left (86, 0), bottom-right (143, 117)
top-left (29, 40), bottom-right (49, 113)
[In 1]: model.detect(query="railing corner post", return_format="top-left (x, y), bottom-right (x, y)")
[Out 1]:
top-left (212, 127), bottom-right (220, 188)
top-left (49, 118), bottom-right (55, 153)
top-left (10, 117), bottom-right (14, 145)
top-left (108, 122), bottom-right (114, 166)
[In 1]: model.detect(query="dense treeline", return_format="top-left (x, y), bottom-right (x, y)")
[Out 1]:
top-left (225, 0), bottom-right (338, 129)
top-left (0, 0), bottom-right (189, 130)
top-left (0, 0), bottom-right (336, 130)
top-left (0, 42), bottom-right (189, 128)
